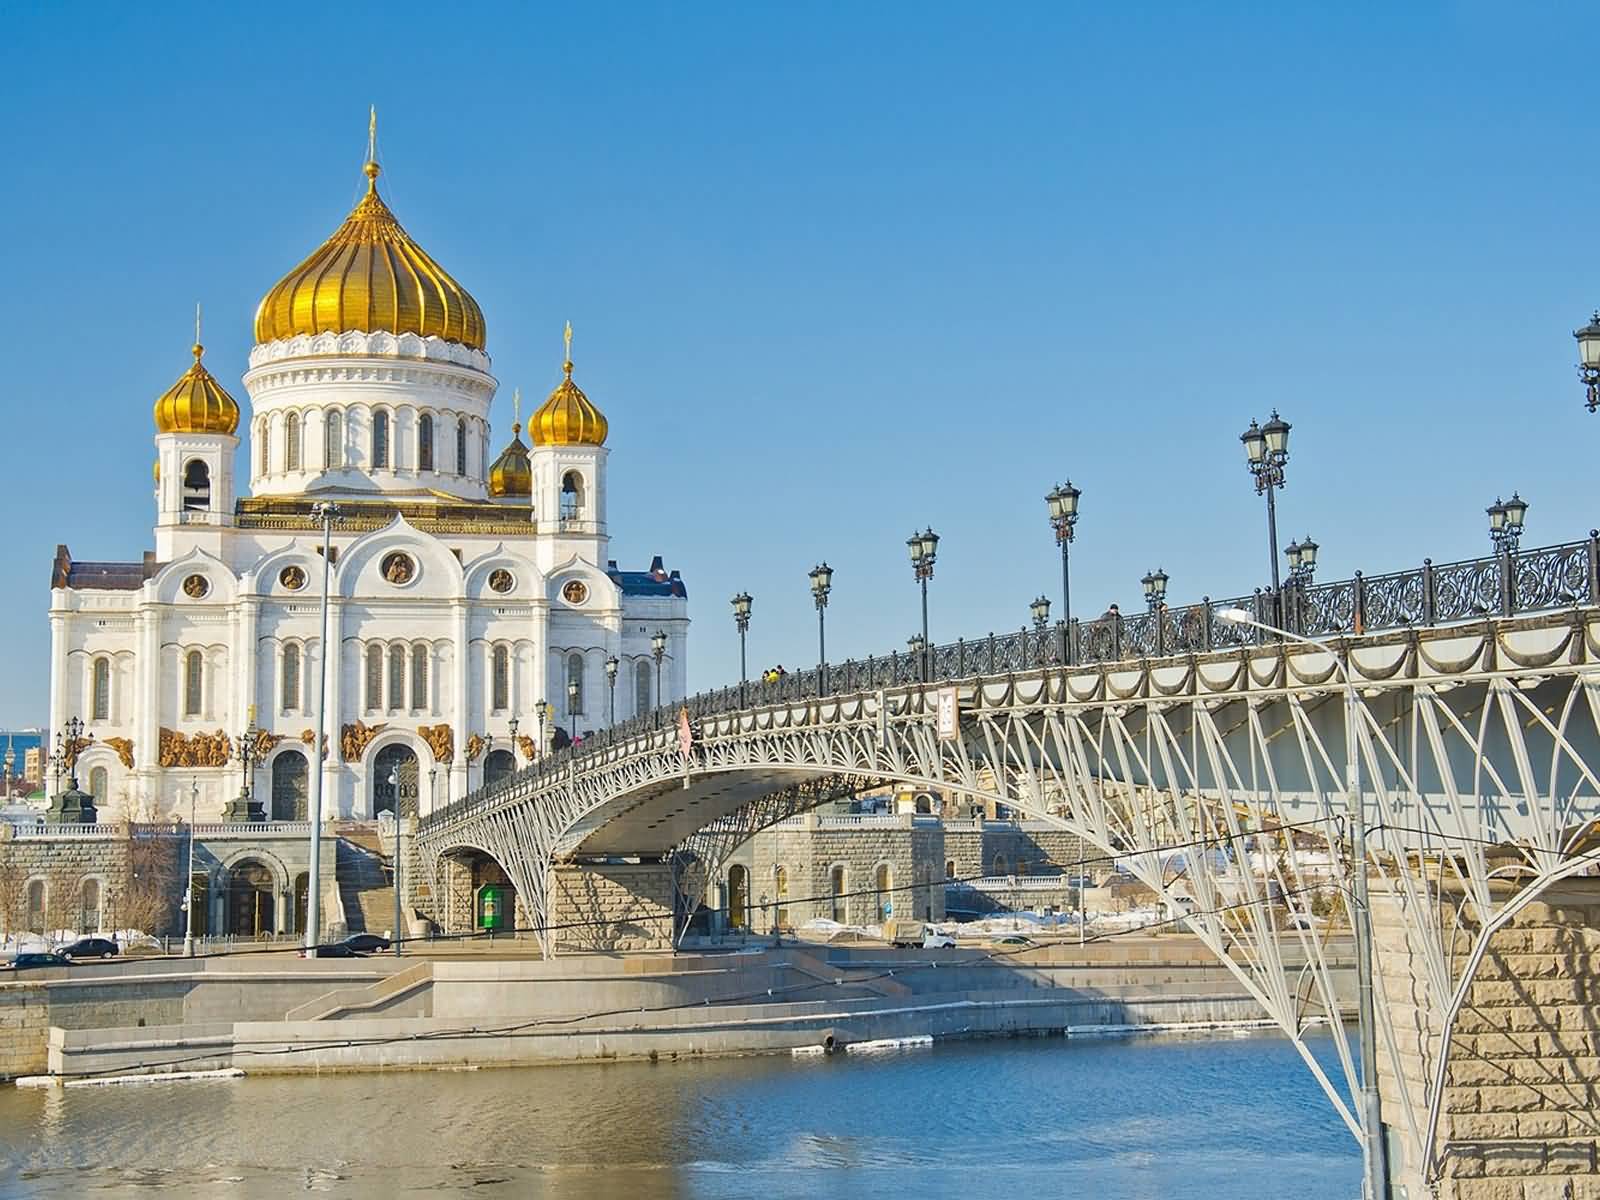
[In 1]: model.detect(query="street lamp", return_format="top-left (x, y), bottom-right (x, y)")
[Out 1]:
top-left (1575, 312), bottom-right (1600, 412)
top-left (535, 700), bottom-right (551, 758)
top-left (907, 528), bottom-right (938, 676)
top-left (182, 778), bottom-right (198, 957)
top-left (605, 656), bottom-right (619, 726)
top-left (388, 767), bottom-right (404, 957)
top-left (1241, 411), bottom-right (1291, 628)
top-left (1030, 595), bottom-right (1051, 631)
top-left (907, 633), bottom-right (926, 680)
top-left (1141, 568), bottom-right (1169, 611)
top-left (1215, 605), bottom-right (1386, 1199)
top-left (305, 500), bottom-right (340, 958)
top-left (566, 679), bottom-right (579, 741)
top-left (651, 629), bottom-right (669, 708)
top-left (1286, 535), bottom-right (1319, 582)
top-left (1487, 493), bottom-right (1528, 552)
top-left (731, 592), bottom-right (752, 703)
top-left (808, 564), bottom-right (832, 695)
top-left (229, 711), bottom-right (263, 822)
top-left (1046, 481), bottom-right (1080, 627)
top-left (508, 715), bottom-right (520, 763)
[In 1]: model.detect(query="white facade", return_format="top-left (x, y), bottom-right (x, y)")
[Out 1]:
top-left (49, 329), bottom-right (689, 824)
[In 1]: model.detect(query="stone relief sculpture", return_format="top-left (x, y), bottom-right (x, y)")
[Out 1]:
top-left (103, 737), bottom-right (135, 770)
top-left (418, 723), bottom-right (455, 764)
top-left (251, 730), bottom-right (283, 760)
top-left (300, 728), bottom-right (329, 759)
top-left (340, 720), bottom-right (385, 762)
top-left (157, 728), bottom-right (233, 768)
top-left (463, 732), bottom-right (485, 762)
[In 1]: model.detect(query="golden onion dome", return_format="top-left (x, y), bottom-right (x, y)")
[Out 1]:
top-left (488, 423), bottom-right (532, 498)
top-left (253, 161), bottom-right (486, 351)
top-left (531, 338), bottom-right (608, 447)
top-left (153, 343), bottom-right (240, 435)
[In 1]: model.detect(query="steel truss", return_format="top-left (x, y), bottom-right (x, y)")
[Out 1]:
top-left (417, 611), bottom-right (1600, 1179)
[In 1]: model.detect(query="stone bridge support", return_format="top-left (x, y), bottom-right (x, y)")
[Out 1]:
top-left (1373, 878), bottom-right (1600, 1199)
top-left (550, 861), bottom-right (676, 953)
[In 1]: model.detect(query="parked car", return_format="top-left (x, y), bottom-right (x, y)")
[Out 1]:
top-left (922, 929), bottom-right (957, 949)
top-left (58, 937), bottom-right (119, 960)
top-left (992, 934), bottom-right (1036, 947)
top-left (341, 933), bottom-right (391, 953)
top-left (2, 952), bottom-right (73, 970)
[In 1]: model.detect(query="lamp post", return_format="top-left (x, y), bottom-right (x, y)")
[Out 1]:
top-left (566, 679), bottom-right (579, 741)
top-left (1284, 536), bottom-right (1319, 633)
top-left (907, 633), bottom-right (926, 681)
top-left (229, 711), bottom-right (263, 822)
top-left (1487, 493), bottom-right (1528, 552)
top-left (731, 592), bottom-right (752, 704)
top-left (387, 767), bottom-right (404, 957)
top-left (651, 629), bottom-right (668, 709)
top-left (305, 500), bottom-right (339, 957)
top-left (1046, 481), bottom-right (1080, 628)
top-left (605, 656), bottom-right (619, 726)
top-left (536, 700), bottom-right (550, 758)
top-left (1216, 606), bottom-right (1386, 1200)
top-left (1030, 595), bottom-right (1051, 632)
top-left (1575, 312), bottom-right (1600, 412)
top-left (808, 564), bottom-right (832, 695)
top-left (1140, 568), bottom-right (1169, 611)
top-left (182, 779), bottom-right (198, 957)
top-left (507, 716), bottom-right (520, 771)
top-left (1240, 412), bottom-right (1291, 628)
top-left (907, 528), bottom-right (938, 678)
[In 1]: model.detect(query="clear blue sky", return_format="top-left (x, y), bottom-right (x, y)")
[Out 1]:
top-left (2, 3), bottom-right (1595, 726)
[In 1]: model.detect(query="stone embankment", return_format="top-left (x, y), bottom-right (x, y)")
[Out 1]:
top-left (2, 935), bottom-right (1353, 1081)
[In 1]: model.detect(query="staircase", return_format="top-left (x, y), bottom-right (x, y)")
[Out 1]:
top-left (335, 829), bottom-right (396, 938)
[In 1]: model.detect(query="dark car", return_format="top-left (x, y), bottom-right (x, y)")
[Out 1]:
top-left (59, 937), bottom-right (119, 960)
top-left (297, 942), bottom-right (364, 959)
top-left (341, 933), bottom-right (391, 953)
top-left (2, 952), bottom-right (73, 970)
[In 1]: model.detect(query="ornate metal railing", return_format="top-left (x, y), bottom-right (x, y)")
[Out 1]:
top-left (421, 532), bottom-right (1600, 835)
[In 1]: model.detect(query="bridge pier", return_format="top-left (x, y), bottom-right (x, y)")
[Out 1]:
top-left (549, 860), bottom-right (677, 953)
top-left (1373, 878), bottom-right (1600, 1199)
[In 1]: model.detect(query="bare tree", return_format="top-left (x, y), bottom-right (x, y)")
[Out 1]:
top-left (114, 827), bottom-right (180, 937)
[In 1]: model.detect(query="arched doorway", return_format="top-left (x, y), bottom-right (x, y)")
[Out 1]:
top-left (372, 743), bottom-right (418, 817)
top-left (292, 873), bottom-right (309, 935)
top-left (227, 861), bottom-right (276, 938)
top-left (271, 750), bottom-right (308, 821)
top-left (482, 748), bottom-right (515, 790)
top-left (727, 864), bottom-right (749, 930)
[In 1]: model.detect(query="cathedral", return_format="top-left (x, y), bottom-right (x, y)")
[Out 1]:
top-left (46, 151), bottom-right (690, 825)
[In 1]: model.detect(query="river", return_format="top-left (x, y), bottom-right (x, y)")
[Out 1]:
top-left (0, 1030), bottom-right (1359, 1199)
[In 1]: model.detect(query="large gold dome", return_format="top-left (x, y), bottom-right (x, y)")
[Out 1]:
top-left (153, 343), bottom-right (240, 435)
top-left (253, 162), bottom-right (486, 351)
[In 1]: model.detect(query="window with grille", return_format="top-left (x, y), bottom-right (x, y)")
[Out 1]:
top-left (491, 645), bottom-right (509, 712)
top-left (324, 410), bottom-right (342, 468)
top-left (373, 410), bottom-right (390, 468)
top-left (183, 651), bottom-right (203, 716)
top-left (419, 414), bottom-right (434, 471)
top-left (282, 644), bottom-right (300, 713)
top-left (92, 658), bottom-right (110, 721)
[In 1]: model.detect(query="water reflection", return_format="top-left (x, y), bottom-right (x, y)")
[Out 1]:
top-left (0, 1033), bottom-right (1359, 1199)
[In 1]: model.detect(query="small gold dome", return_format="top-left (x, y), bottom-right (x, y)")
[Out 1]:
top-left (488, 424), bottom-right (532, 498)
top-left (253, 161), bottom-right (486, 351)
top-left (531, 357), bottom-right (608, 447)
top-left (154, 344), bottom-right (240, 435)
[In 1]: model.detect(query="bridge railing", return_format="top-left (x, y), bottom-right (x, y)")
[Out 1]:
top-left (420, 532), bottom-right (1600, 836)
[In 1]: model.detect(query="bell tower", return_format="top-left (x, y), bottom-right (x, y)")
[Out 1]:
top-left (152, 321), bottom-right (239, 559)
top-left (528, 325), bottom-right (609, 571)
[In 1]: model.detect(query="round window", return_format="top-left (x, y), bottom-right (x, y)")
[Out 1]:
top-left (181, 574), bottom-right (210, 599)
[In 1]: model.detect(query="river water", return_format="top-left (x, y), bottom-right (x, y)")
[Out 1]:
top-left (0, 1031), bottom-right (1358, 1199)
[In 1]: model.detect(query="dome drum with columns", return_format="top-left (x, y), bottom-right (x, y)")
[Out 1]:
top-left (45, 139), bottom-right (689, 827)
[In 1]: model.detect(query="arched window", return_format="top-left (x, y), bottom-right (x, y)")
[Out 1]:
top-left (372, 410), bottom-right (390, 468)
top-left (483, 748), bottom-right (515, 789)
top-left (183, 650), bottom-right (203, 716)
top-left (271, 751), bottom-right (309, 821)
top-left (567, 653), bottom-right (584, 716)
top-left (26, 879), bottom-right (45, 932)
top-left (80, 878), bottom-right (101, 934)
top-left (635, 661), bottom-right (651, 716)
top-left (727, 864), bottom-right (749, 930)
top-left (775, 866), bottom-right (790, 931)
top-left (181, 460), bottom-right (210, 511)
top-left (560, 472), bottom-right (583, 521)
top-left (258, 421), bottom-right (270, 476)
top-left (830, 865), bottom-right (847, 923)
top-left (945, 860), bottom-right (956, 879)
top-left (91, 657), bottom-right (110, 721)
top-left (456, 417), bottom-right (467, 475)
top-left (418, 414), bottom-right (434, 471)
top-left (324, 410), bottom-right (343, 468)
top-left (992, 853), bottom-right (1008, 877)
top-left (281, 643), bottom-right (301, 713)
top-left (411, 644), bottom-right (428, 711)
top-left (491, 645), bottom-right (509, 712)
top-left (365, 645), bottom-right (383, 712)
top-left (875, 864), bottom-right (892, 922)
top-left (88, 766), bottom-right (107, 804)
top-left (388, 644), bottom-right (406, 712)
top-left (285, 412), bottom-right (302, 471)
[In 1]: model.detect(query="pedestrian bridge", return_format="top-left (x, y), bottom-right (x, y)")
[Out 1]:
top-left (415, 533), bottom-right (1600, 1197)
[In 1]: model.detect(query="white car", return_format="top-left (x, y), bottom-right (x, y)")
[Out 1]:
top-left (922, 929), bottom-right (956, 949)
